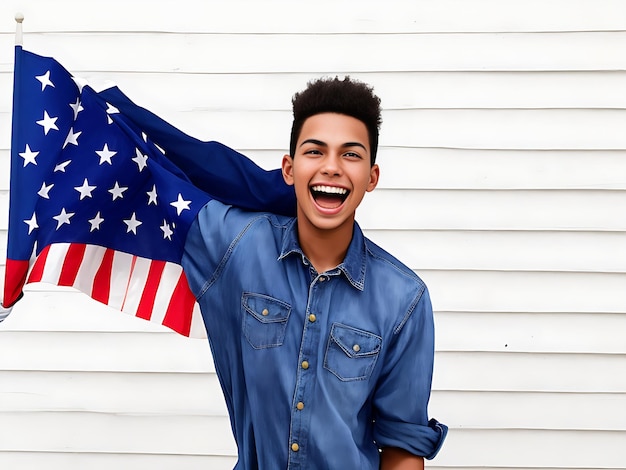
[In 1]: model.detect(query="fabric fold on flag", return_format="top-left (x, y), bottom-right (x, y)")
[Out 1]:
top-left (2, 47), bottom-right (295, 337)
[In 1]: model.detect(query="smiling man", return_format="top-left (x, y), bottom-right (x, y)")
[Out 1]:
top-left (182, 77), bottom-right (446, 469)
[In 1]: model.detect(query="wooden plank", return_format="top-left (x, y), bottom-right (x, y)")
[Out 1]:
top-left (2, 0), bottom-right (626, 33)
top-left (0, 331), bottom-right (215, 373)
top-left (358, 189), bottom-right (626, 231)
top-left (2, 32), bottom-right (626, 74)
top-left (3, 370), bottom-right (625, 431)
top-left (0, 411), bottom-right (237, 455)
top-left (0, 452), bottom-right (237, 470)
top-left (428, 429), bottom-right (626, 468)
top-left (429, 390), bottom-right (626, 431)
top-left (0, 370), bottom-right (226, 415)
top-left (434, 311), bottom-right (626, 354)
top-left (433, 351), bottom-right (626, 393)
top-left (365, 230), bottom-right (626, 273)
top-left (1, 331), bottom-right (625, 392)
top-left (422, 270), bottom-right (626, 314)
top-left (6, 70), bottom-right (626, 113)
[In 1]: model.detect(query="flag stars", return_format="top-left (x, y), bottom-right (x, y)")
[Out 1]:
top-left (96, 143), bottom-right (117, 165)
top-left (24, 213), bottom-right (38, 235)
top-left (54, 160), bottom-right (71, 172)
top-left (53, 208), bottom-right (75, 230)
top-left (132, 148), bottom-right (148, 171)
top-left (37, 182), bottom-right (54, 199)
top-left (106, 102), bottom-right (119, 114)
top-left (74, 178), bottom-right (97, 200)
top-left (63, 127), bottom-right (81, 149)
top-left (170, 193), bottom-right (191, 216)
top-left (36, 110), bottom-right (59, 135)
top-left (89, 212), bottom-right (104, 232)
top-left (160, 220), bottom-right (173, 240)
top-left (108, 181), bottom-right (128, 200)
top-left (19, 144), bottom-right (39, 167)
top-left (35, 70), bottom-right (54, 91)
top-left (69, 98), bottom-right (84, 120)
top-left (147, 184), bottom-right (158, 205)
top-left (123, 212), bottom-right (142, 234)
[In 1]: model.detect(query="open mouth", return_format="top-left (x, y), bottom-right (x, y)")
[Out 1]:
top-left (310, 185), bottom-right (350, 210)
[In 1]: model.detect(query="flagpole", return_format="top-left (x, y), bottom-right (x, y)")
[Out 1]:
top-left (15, 12), bottom-right (24, 46)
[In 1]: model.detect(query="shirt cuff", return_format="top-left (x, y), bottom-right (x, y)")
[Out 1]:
top-left (374, 418), bottom-right (448, 460)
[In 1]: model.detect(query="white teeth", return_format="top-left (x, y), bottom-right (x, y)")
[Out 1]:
top-left (311, 185), bottom-right (348, 195)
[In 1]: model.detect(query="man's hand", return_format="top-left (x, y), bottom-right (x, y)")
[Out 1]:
top-left (380, 447), bottom-right (424, 470)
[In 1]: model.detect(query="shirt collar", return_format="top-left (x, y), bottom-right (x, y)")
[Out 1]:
top-left (278, 218), bottom-right (367, 291)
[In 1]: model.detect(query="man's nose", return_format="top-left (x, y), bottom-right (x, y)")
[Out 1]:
top-left (321, 154), bottom-right (342, 176)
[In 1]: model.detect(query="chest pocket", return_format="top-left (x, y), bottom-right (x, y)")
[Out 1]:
top-left (242, 292), bottom-right (291, 349)
top-left (324, 323), bottom-right (382, 381)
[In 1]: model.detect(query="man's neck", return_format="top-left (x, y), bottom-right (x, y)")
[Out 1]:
top-left (296, 216), bottom-right (354, 274)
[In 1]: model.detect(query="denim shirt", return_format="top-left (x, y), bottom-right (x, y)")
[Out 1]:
top-left (182, 200), bottom-right (447, 469)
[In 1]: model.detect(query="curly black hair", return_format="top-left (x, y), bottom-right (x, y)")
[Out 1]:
top-left (289, 76), bottom-right (382, 165)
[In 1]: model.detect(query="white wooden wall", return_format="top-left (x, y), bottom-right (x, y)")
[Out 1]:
top-left (1, 1), bottom-right (625, 469)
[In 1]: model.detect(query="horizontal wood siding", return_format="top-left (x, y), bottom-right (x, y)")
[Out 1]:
top-left (0, 0), bottom-right (625, 469)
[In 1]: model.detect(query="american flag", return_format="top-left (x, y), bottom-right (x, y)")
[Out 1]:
top-left (2, 47), bottom-right (295, 336)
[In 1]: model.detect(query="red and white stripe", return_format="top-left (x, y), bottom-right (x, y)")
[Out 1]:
top-left (25, 243), bottom-right (206, 338)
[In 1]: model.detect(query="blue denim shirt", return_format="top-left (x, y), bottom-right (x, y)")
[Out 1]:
top-left (182, 200), bottom-right (447, 469)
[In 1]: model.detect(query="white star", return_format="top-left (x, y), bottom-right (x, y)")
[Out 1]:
top-left (36, 110), bottom-right (59, 135)
top-left (106, 102), bottom-right (119, 114)
top-left (142, 132), bottom-right (148, 142)
top-left (24, 213), bottom-right (38, 234)
top-left (96, 143), bottom-right (117, 165)
top-left (35, 70), bottom-right (54, 91)
top-left (88, 212), bottom-right (104, 232)
top-left (154, 143), bottom-right (166, 155)
top-left (62, 127), bottom-right (81, 148)
top-left (132, 148), bottom-right (148, 171)
top-left (53, 208), bottom-right (75, 230)
top-left (108, 181), bottom-right (128, 200)
top-left (160, 220), bottom-right (173, 240)
top-left (69, 98), bottom-right (84, 120)
top-left (107, 115), bottom-right (114, 125)
top-left (123, 212), bottom-right (142, 234)
top-left (54, 160), bottom-right (71, 172)
top-left (19, 144), bottom-right (39, 167)
top-left (147, 184), bottom-right (158, 205)
top-left (170, 193), bottom-right (191, 216)
top-left (74, 178), bottom-right (97, 200)
top-left (37, 182), bottom-right (54, 199)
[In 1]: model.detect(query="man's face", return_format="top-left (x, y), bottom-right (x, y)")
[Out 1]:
top-left (282, 113), bottom-right (379, 234)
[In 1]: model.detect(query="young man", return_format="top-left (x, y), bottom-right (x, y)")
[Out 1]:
top-left (182, 77), bottom-right (446, 468)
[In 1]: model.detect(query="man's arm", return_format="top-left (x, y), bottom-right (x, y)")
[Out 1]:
top-left (380, 447), bottom-right (424, 470)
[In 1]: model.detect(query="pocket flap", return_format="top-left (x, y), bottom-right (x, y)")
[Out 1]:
top-left (330, 323), bottom-right (382, 358)
top-left (242, 292), bottom-right (291, 324)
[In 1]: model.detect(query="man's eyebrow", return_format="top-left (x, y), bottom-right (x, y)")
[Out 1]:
top-left (300, 139), bottom-right (367, 150)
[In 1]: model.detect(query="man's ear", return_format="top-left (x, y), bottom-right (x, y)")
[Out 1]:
top-left (282, 154), bottom-right (295, 186)
top-left (366, 164), bottom-right (380, 192)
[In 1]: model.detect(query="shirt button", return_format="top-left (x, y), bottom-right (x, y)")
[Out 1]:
top-left (352, 344), bottom-right (361, 352)
top-left (319, 276), bottom-right (326, 282)
top-left (296, 401), bottom-right (304, 410)
top-left (261, 308), bottom-right (269, 316)
top-left (301, 361), bottom-right (309, 370)
top-left (308, 314), bottom-right (316, 322)
top-left (291, 442), bottom-right (300, 452)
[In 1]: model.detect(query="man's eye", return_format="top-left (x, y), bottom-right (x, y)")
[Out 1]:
top-left (305, 149), bottom-right (322, 155)
top-left (344, 152), bottom-right (361, 159)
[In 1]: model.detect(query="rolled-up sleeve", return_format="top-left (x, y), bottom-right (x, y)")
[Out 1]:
top-left (372, 286), bottom-right (447, 459)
